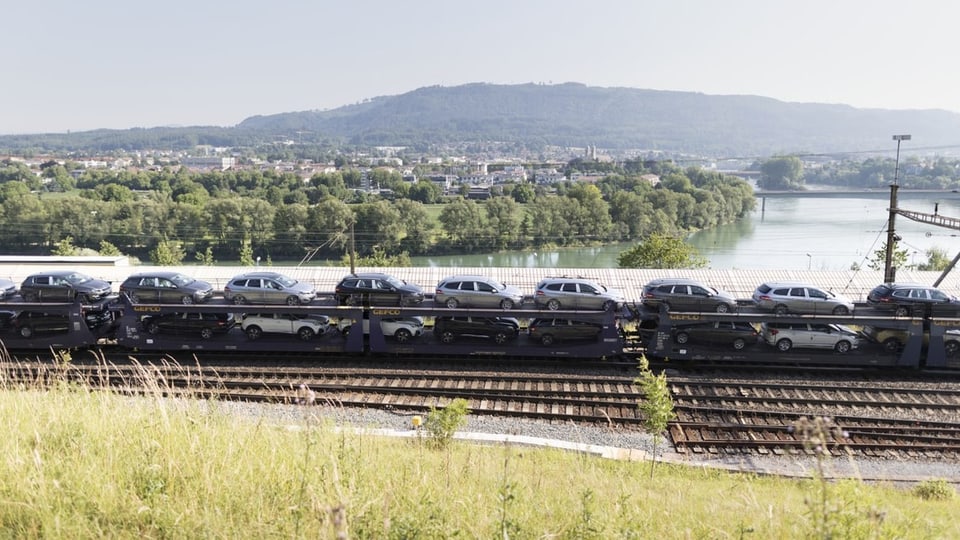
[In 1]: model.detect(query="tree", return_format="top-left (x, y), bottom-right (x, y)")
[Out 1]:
top-left (618, 234), bottom-right (708, 269)
top-left (866, 241), bottom-right (909, 272)
top-left (150, 240), bottom-right (185, 265)
top-left (917, 246), bottom-right (952, 271)
top-left (511, 182), bottom-right (535, 203)
top-left (98, 240), bottom-right (122, 256)
top-left (635, 355), bottom-right (675, 478)
top-left (484, 196), bottom-right (522, 250)
top-left (758, 156), bottom-right (804, 190)
top-left (438, 197), bottom-right (486, 251)
top-left (51, 236), bottom-right (78, 256)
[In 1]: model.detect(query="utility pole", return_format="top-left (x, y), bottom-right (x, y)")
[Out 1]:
top-left (884, 134), bottom-right (911, 283)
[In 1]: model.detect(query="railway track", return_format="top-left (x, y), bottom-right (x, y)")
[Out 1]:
top-left (4, 360), bottom-right (959, 458)
top-left (3, 361), bottom-right (646, 426)
top-left (669, 377), bottom-right (960, 457)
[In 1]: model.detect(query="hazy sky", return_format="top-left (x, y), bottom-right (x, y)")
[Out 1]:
top-left (2, 0), bottom-right (956, 134)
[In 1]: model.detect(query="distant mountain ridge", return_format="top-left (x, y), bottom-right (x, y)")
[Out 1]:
top-left (4, 83), bottom-right (960, 157)
top-left (237, 83), bottom-right (960, 156)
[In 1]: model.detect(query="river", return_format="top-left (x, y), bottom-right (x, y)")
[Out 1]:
top-left (409, 191), bottom-right (960, 270)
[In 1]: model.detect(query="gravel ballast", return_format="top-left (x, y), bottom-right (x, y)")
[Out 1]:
top-left (213, 400), bottom-right (960, 486)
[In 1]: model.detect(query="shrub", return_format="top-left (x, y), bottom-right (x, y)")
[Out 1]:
top-left (913, 479), bottom-right (955, 501)
top-left (424, 398), bottom-right (470, 449)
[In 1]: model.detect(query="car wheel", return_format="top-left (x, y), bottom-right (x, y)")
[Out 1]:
top-left (23, 292), bottom-right (37, 302)
top-left (246, 326), bottom-right (262, 340)
top-left (776, 338), bottom-right (792, 352)
top-left (500, 299), bottom-right (514, 310)
top-left (945, 341), bottom-right (960, 357)
top-left (546, 299), bottom-right (561, 310)
top-left (147, 322), bottom-right (160, 335)
top-left (440, 331), bottom-right (456, 344)
top-left (494, 332), bottom-right (509, 345)
top-left (19, 326), bottom-right (33, 338)
top-left (200, 328), bottom-right (214, 340)
top-left (345, 295), bottom-right (359, 307)
top-left (881, 338), bottom-right (901, 353)
top-left (181, 295), bottom-right (194, 305)
top-left (394, 328), bottom-right (412, 343)
top-left (602, 300), bottom-right (616, 312)
top-left (232, 295), bottom-right (247, 305)
top-left (834, 340), bottom-right (851, 353)
top-left (297, 327), bottom-right (315, 341)
top-left (445, 298), bottom-right (459, 309)
top-left (895, 306), bottom-right (911, 317)
top-left (715, 303), bottom-right (731, 313)
top-left (540, 334), bottom-right (555, 346)
top-left (286, 296), bottom-right (300, 306)
top-left (832, 305), bottom-right (849, 315)
top-left (340, 326), bottom-right (351, 338)
top-left (774, 304), bottom-right (789, 315)
top-left (675, 332), bottom-right (689, 344)
top-left (732, 338), bottom-right (747, 350)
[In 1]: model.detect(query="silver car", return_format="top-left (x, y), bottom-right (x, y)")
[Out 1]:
top-left (435, 275), bottom-right (524, 309)
top-left (752, 281), bottom-right (855, 315)
top-left (760, 322), bottom-right (860, 353)
top-left (223, 272), bottom-right (317, 305)
top-left (533, 277), bottom-right (625, 312)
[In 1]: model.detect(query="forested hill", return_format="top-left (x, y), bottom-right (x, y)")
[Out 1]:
top-left (238, 83), bottom-right (960, 155)
top-left (5, 83), bottom-right (960, 156)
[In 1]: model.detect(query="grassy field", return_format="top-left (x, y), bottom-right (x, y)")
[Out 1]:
top-left (1, 365), bottom-right (957, 538)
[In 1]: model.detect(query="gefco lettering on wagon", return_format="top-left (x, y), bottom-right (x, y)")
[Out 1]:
top-left (669, 314), bottom-right (702, 321)
top-left (372, 309), bottom-right (402, 316)
top-left (133, 306), bottom-right (163, 313)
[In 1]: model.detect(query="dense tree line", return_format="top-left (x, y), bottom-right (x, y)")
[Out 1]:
top-left (757, 156), bottom-right (960, 190)
top-left (0, 160), bottom-right (755, 264)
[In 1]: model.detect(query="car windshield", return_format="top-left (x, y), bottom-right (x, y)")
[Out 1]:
top-left (170, 274), bottom-right (194, 287)
top-left (274, 275), bottom-right (297, 288)
top-left (65, 273), bottom-right (92, 285)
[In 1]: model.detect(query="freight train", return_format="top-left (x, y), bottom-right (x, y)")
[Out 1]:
top-left (1, 293), bottom-right (959, 370)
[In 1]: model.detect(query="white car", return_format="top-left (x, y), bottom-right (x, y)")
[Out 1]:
top-left (241, 313), bottom-right (331, 341)
top-left (760, 322), bottom-right (860, 353)
top-left (338, 316), bottom-right (425, 343)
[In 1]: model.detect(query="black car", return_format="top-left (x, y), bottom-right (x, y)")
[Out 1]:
top-left (433, 316), bottom-right (519, 344)
top-left (335, 273), bottom-right (425, 306)
top-left (527, 318), bottom-right (603, 346)
top-left (20, 270), bottom-right (113, 303)
top-left (141, 312), bottom-right (236, 339)
top-left (10, 309), bottom-right (113, 338)
top-left (866, 283), bottom-right (960, 317)
top-left (672, 321), bottom-right (759, 350)
top-left (119, 271), bottom-right (214, 304)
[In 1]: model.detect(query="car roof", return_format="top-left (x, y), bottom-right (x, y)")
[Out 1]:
top-left (344, 272), bottom-right (395, 278)
top-left (646, 277), bottom-right (708, 286)
top-left (757, 281), bottom-right (820, 287)
top-left (26, 269), bottom-right (85, 277)
top-left (232, 271), bottom-right (288, 279)
top-left (127, 270), bottom-right (188, 278)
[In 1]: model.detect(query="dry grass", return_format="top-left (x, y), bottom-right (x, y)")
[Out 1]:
top-left (0, 358), bottom-right (957, 538)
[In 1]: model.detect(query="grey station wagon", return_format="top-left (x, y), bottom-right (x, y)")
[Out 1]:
top-left (223, 272), bottom-right (317, 305)
top-left (20, 270), bottom-right (112, 303)
top-left (435, 275), bottom-right (524, 309)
